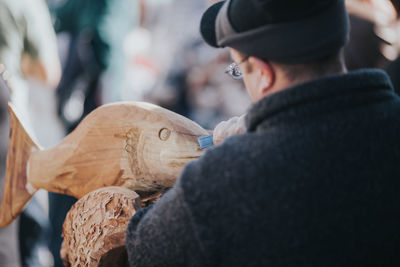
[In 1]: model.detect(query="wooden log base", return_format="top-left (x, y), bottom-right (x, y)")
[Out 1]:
top-left (61, 187), bottom-right (141, 267)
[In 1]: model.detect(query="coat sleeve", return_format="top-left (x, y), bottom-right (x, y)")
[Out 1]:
top-left (125, 176), bottom-right (207, 267)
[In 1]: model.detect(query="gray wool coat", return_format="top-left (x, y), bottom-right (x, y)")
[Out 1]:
top-left (126, 69), bottom-right (400, 267)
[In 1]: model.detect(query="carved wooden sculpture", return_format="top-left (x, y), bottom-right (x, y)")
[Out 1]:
top-left (61, 186), bottom-right (141, 267)
top-left (0, 102), bottom-right (208, 227)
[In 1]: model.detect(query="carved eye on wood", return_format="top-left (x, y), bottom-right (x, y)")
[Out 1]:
top-left (159, 128), bottom-right (171, 141)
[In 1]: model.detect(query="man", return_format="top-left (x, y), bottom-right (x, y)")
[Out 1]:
top-left (126, 0), bottom-right (400, 266)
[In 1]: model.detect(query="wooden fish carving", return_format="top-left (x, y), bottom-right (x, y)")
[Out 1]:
top-left (0, 102), bottom-right (208, 227)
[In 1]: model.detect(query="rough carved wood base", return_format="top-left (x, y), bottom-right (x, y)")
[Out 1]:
top-left (61, 187), bottom-right (141, 267)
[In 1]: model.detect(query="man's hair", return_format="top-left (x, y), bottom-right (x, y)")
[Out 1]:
top-left (240, 49), bottom-right (345, 82)
top-left (273, 49), bottom-right (346, 82)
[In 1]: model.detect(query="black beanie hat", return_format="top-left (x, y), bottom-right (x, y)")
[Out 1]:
top-left (200, 0), bottom-right (349, 63)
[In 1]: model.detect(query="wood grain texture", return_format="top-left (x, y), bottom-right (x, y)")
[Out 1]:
top-left (61, 187), bottom-right (141, 267)
top-left (0, 101), bottom-right (207, 227)
top-left (28, 102), bottom-right (207, 196)
top-left (0, 103), bottom-right (40, 227)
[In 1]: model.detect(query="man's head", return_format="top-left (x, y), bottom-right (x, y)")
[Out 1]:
top-left (200, 0), bottom-right (349, 101)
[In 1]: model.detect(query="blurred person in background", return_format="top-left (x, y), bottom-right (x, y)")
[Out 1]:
top-left (48, 0), bottom-right (138, 265)
top-left (344, 0), bottom-right (399, 70)
top-left (344, 0), bottom-right (400, 94)
top-left (0, 0), bottom-right (61, 266)
top-left (123, 0), bottom-right (207, 106)
top-left (384, 1), bottom-right (400, 94)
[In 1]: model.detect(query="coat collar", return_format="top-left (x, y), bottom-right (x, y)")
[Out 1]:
top-left (246, 69), bottom-right (395, 132)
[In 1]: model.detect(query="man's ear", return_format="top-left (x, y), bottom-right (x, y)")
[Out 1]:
top-left (248, 57), bottom-right (275, 95)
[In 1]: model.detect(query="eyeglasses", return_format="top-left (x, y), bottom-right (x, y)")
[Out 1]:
top-left (225, 56), bottom-right (249, 80)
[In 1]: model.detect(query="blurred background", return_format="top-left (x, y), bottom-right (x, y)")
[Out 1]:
top-left (0, 0), bottom-right (399, 266)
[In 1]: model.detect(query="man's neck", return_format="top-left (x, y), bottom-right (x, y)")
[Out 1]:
top-left (269, 67), bottom-right (348, 97)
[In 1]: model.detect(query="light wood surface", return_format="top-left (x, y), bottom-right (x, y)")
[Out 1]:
top-left (61, 187), bottom-right (141, 267)
top-left (0, 102), bottom-right (208, 227)
top-left (0, 104), bottom-right (40, 227)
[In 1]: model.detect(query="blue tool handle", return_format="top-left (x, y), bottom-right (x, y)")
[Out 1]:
top-left (198, 134), bottom-right (213, 149)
